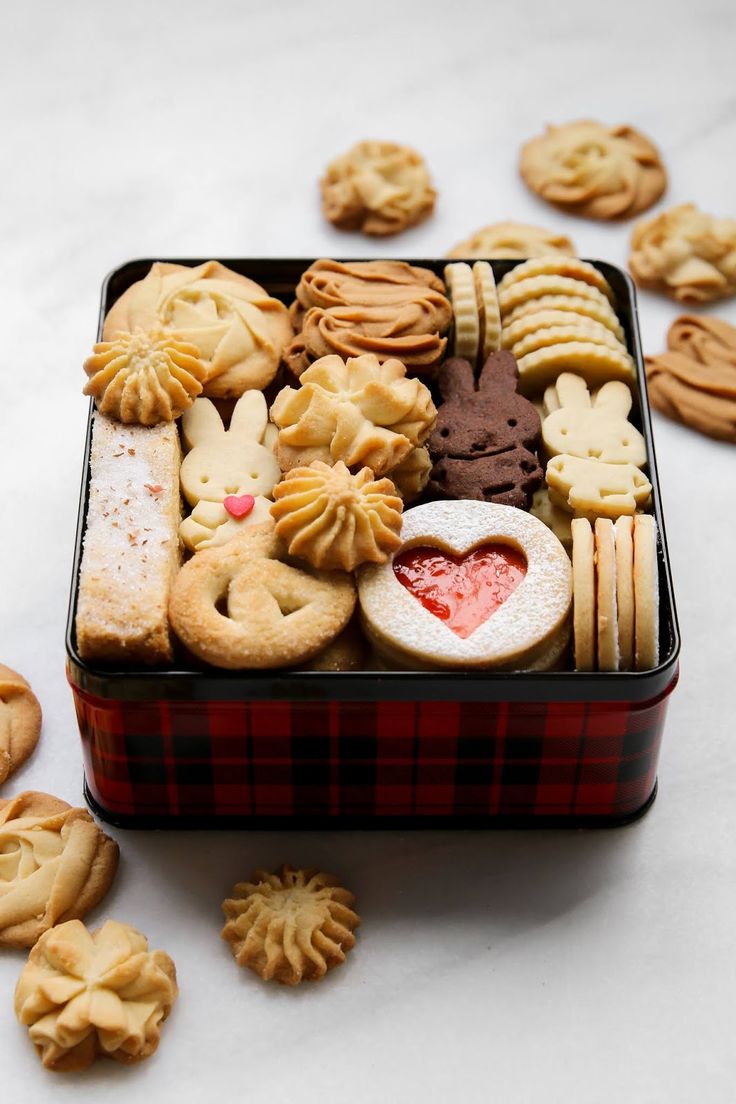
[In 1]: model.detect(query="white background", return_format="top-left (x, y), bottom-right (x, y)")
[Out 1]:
top-left (1, 1), bottom-right (735, 1100)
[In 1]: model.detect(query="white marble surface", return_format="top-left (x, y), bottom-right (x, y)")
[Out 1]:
top-left (1, 1), bottom-right (736, 1100)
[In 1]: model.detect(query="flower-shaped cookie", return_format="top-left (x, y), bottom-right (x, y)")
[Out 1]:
top-left (447, 220), bottom-right (576, 259)
top-left (271, 353), bottom-right (437, 475)
top-left (222, 865), bottom-right (360, 985)
top-left (389, 445), bottom-right (432, 502)
top-left (320, 140), bottom-right (436, 236)
top-left (0, 792), bottom-right (119, 949)
top-left (629, 203), bottom-right (736, 303)
top-left (0, 665), bottom-right (42, 786)
top-left (83, 330), bottom-right (207, 425)
top-left (103, 261), bottom-right (293, 399)
top-left (14, 919), bottom-right (178, 1072)
top-left (520, 121), bottom-right (666, 220)
top-left (272, 461), bottom-right (403, 571)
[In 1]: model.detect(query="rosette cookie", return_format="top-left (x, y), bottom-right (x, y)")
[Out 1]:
top-left (520, 120), bottom-right (666, 220)
top-left (447, 220), bottom-right (576, 259)
top-left (0, 792), bottom-right (119, 949)
top-left (222, 865), bottom-right (360, 985)
top-left (320, 139), bottom-right (436, 236)
top-left (284, 259), bottom-right (451, 377)
top-left (103, 261), bottom-right (292, 398)
top-left (83, 330), bottom-right (207, 425)
top-left (0, 665), bottom-right (42, 787)
top-left (271, 353), bottom-right (436, 476)
top-left (629, 203), bottom-right (736, 303)
top-left (271, 461), bottom-right (403, 572)
top-left (15, 919), bottom-right (178, 1071)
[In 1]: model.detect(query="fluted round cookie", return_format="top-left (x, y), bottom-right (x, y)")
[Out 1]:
top-left (0, 792), bottom-right (119, 948)
top-left (0, 665), bottom-right (42, 786)
top-left (359, 501), bottom-right (571, 670)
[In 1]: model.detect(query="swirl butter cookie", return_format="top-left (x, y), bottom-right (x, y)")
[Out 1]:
top-left (0, 666), bottom-right (42, 787)
top-left (320, 140), bottom-right (436, 236)
top-left (359, 500), bottom-right (571, 670)
top-left (447, 220), bottom-right (576, 260)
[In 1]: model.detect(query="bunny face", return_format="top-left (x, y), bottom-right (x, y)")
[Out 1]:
top-left (180, 391), bottom-right (281, 508)
top-left (542, 374), bottom-right (646, 466)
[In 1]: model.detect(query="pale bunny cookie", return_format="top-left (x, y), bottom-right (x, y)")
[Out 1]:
top-left (447, 220), bottom-right (576, 260)
top-left (271, 353), bottom-right (436, 476)
top-left (169, 523), bottom-right (356, 669)
top-left (542, 373), bottom-right (646, 466)
top-left (103, 260), bottom-right (293, 399)
top-left (179, 391), bottom-right (281, 552)
top-left (359, 501), bottom-right (571, 670)
top-left (634, 514), bottom-right (659, 670)
top-left (15, 919), bottom-right (177, 1072)
top-left (222, 865), bottom-right (360, 985)
top-left (271, 462), bottom-right (403, 572)
top-left (0, 666), bottom-right (41, 786)
top-left (520, 120), bottom-right (666, 220)
top-left (629, 203), bottom-right (736, 303)
top-left (83, 330), bottom-right (207, 425)
top-left (546, 455), bottom-right (652, 520)
top-left (320, 140), bottom-right (436, 236)
top-left (0, 791), bottom-right (119, 949)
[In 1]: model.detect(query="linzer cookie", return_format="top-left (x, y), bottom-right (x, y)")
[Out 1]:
top-left (359, 500), bottom-right (572, 670)
top-left (428, 351), bottom-right (543, 509)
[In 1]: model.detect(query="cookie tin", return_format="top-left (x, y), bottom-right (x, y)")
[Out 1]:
top-left (65, 258), bottom-right (681, 828)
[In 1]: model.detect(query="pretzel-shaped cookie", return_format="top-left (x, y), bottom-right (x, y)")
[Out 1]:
top-left (169, 524), bottom-right (356, 669)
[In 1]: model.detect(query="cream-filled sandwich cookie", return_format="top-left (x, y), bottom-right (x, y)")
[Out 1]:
top-left (358, 500), bottom-right (571, 670)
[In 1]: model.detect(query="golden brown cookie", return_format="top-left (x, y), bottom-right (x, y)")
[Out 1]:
top-left (320, 140), bottom-right (436, 236)
top-left (222, 864), bottom-right (360, 985)
top-left (498, 257), bottom-right (614, 302)
top-left (103, 261), bottom-right (293, 399)
top-left (0, 792), bottom-right (119, 948)
top-left (630, 204), bottom-right (736, 303)
top-left (633, 514), bottom-right (659, 670)
top-left (615, 515), bottom-right (635, 670)
top-left (447, 220), bottom-right (576, 259)
top-left (388, 446), bottom-right (432, 502)
top-left (0, 666), bottom-right (41, 787)
top-left (271, 353), bottom-right (437, 476)
top-left (168, 523), bottom-right (356, 669)
top-left (15, 919), bottom-right (178, 1071)
top-left (504, 294), bottom-right (626, 344)
top-left (520, 120), bottom-right (666, 220)
top-left (571, 518), bottom-right (595, 670)
top-left (83, 330), bottom-right (207, 425)
top-left (299, 618), bottom-right (370, 671)
top-left (444, 262), bottom-right (480, 361)
top-left (271, 462), bottom-right (403, 572)
top-left (516, 342), bottom-right (636, 396)
top-left (595, 518), bottom-right (619, 672)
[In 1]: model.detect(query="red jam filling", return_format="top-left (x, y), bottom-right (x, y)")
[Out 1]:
top-left (393, 544), bottom-right (527, 639)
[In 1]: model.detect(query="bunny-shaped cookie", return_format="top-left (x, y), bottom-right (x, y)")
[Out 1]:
top-left (179, 391), bottom-right (281, 551)
top-left (542, 373), bottom-right (646, 466)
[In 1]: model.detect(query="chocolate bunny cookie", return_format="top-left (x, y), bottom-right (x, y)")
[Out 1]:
top-left (428, 351), bottom-right (543, 508)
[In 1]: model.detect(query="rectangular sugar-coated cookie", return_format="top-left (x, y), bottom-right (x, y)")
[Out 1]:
top-left (76, 413), bottom-right (181, 665)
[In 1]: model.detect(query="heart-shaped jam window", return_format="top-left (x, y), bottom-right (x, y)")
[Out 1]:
top-left (223, 494), bottom-right (255, 519)
top-left (393, 544), bottom-right (527, 639)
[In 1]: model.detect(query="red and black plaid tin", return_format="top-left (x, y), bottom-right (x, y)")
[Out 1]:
top-left (65, 258), bottom-right (681, 829)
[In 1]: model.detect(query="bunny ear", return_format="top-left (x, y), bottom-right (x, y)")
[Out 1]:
top-left (477, 350), bottom-right (520, 394)
top-left (555, 373), bottom-right (591, 411)
top-left (593, 381), bottom-right (633, 417)
top-left (181, 398), bottom-right (225, 451)
top-left (229, 390), bottom-right (268, 442)
top-left (437, 358), bottom-right (477, 402)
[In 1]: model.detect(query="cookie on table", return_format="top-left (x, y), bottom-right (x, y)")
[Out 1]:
top-left (630, 203), bottom-right (736, 303)
top-left (320, 140), bottom-right (436, 236)
top-left (520, 120), bottom-right (666, 220)
top-left (447, 220), bottom-right (576, 259)
top-left (0, 665), bottom-right (41, 787)
top-left (222, 864), bottom-right (360, 985)
top-left (15, 919), bottom-right (177, 1072)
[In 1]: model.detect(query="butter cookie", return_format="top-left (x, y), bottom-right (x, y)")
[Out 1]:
top-left (447, 220), bottom-right (576, 259)
top-left (630, 203), bottom-right (736, 303)
top-left (320, 140), bottom-right (436, 236)
top-left (0, 666), bottom-right (41, 787)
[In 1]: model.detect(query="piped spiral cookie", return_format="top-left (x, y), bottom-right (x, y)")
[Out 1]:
top-left (320, 140), bottom-right (436, 236)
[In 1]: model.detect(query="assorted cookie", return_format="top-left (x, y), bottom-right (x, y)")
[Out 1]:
top-left (222, 865), bottom-right (360, 985)
top-left (15, 919), bottom-right (178, 1071)
top-left (520, 120), bottom-right (667, 220)
top-left (571, 514), bottom-right (659, 671)
top-left (0, 666), bottom-right (42, 787)
top-left (645, 314), bottom-right (736, 442)
top-left (320, 140), bottom-right (436, 236)
top-left (629, 203), bottom-right (736, 303)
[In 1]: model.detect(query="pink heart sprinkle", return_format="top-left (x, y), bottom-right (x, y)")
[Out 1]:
top-left (223, 494), bottom-right (256, 519)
